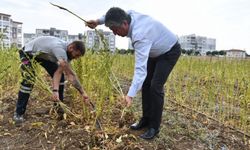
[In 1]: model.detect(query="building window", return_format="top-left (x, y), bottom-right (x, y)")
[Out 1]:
top-left (3, 16), bottom-right (9, 21)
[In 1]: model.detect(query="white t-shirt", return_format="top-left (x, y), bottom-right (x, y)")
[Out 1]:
top-left (24, 36), bottom-right (69, 63)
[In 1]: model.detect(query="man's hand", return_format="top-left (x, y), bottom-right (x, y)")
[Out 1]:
top-left (125, 95), bottom-right (132, 107)
top-left (52, 91), bottom-right (60, 101)
top-left (85, 20), bottom-right (99, 29)
top-left (82, 94), bottom-right (89, 104)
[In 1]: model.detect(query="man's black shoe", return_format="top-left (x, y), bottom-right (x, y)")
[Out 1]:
top-left (140, 128), bottom-right (159, 139)
top-left (130, 119), bottom-right (148, 130)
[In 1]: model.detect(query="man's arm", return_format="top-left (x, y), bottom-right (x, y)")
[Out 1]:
top-left (54, 59), bottom-right (86, 97)
top-left (52, 64), bottom-right (63, 101)
top-left (127, 39), bottom-right (152, 97)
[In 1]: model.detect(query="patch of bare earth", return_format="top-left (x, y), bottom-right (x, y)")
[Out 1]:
top-left (0, 92), bottom-right (249, 150)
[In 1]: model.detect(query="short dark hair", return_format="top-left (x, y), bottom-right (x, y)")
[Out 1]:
top-left (71, 41), bottom-right (85, 56)
top-left (105, 7), bottom-right (131, 27)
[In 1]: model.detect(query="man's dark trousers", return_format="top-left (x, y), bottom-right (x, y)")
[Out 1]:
top-left (141, 42), bottom-right (181, 130)
top-left (16, 50), bottom-right (65, 115)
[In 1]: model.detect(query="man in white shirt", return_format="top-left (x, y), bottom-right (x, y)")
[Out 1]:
top-left (14, 36), bottom-right (89, 124)
top-left (87, 7), bottom-right (181, 139)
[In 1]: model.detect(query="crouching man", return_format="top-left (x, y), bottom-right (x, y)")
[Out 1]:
top-left (14, 36), bottom-right (89, 124)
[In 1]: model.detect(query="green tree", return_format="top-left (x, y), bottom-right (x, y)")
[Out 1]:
top-left (212, 51), bottom-right (218, 56)
top-left (206, 51), bottom-right (212, 56)
top-left (181, 49), bottom-right (186, 54)
top-left (218, 50), bottom-right (226, 55)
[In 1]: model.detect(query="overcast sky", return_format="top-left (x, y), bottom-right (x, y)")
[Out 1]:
top-left (1, 0), bottom-right (250, 54)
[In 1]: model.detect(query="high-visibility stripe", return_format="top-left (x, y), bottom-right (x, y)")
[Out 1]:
top-left (20, 56), bottom-right (26, 60)
top-left (19, 89), bottom-right (31, 94)
top-left (20, 85), bottom-right (32, 90)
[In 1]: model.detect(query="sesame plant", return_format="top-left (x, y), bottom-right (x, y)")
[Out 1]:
top-left (112, 55), bottom-right (250, 138)
top-left (0, 44), bottom-right (250, 149)
top-left (50, 3), bottom-right (126, 128)
top-left (0, 48), bottom-right (20, 99)
top-left (71, 30), bottom-right (126, 129)
top-left (166, 56), bottom-right (250, 137)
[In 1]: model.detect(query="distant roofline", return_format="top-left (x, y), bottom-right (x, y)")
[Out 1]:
top-left (0, 13), bottom-right (11, 17)
top-left (13, 21), bottom-right (23, 24)
top-left (24, 33), bottom-right (36, 35)
top-left (227, 49), bottom-right (246, 52)
top-left (36, 28), bottom-right (68, 32)
top-left (179, 33), bottom-right (215, 39)
top-left (0, 13), bottom-right (22, 23)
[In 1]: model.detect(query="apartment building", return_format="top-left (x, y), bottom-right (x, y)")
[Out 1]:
top-left (179, 34), bottom-right (216, 55)
top-left (68, 34), bottom-right (81, 43)
top-left (226, 49), bottom-right (246, 58)
top-left (23, 33), bottom-right (36, 44)
top-left (24, 27), bottom-right (82, 44)
top-left (0, 13), bottom-right (22, 49)
top-left (85, 29), bottom-right (115, 52)
top-left (36, 27), bottom-right (68, 41)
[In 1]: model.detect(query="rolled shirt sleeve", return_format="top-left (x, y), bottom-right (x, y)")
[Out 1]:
top-left (127, 39), bottom-right (152, 97)
top-left (98, 15), bottom-right (105, 25)
top-left (51, 47), bottom-right (68, 62)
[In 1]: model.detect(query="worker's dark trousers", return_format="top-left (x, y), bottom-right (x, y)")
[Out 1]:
top-left (16, 50), bottom-right (65, 115)
top-left (141, 42), bottom-right (181, 130)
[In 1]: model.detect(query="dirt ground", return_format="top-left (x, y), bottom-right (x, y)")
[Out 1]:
top-left (0, 91), bottom-right (250, 150)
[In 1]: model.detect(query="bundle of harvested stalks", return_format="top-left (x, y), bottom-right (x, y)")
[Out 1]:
top-left (55, 101), bottom-right (80, 119)
top-left (118, 107), bottom-right (127, 128)
top-left (53, 101), bottom-right (103, 130)
top-left (89, 101), bottom-right (103, 130)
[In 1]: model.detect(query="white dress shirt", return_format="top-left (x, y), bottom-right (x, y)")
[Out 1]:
top-left (99, 10), bottom-right (178, 97)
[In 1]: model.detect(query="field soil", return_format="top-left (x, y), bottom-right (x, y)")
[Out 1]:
top-left (0, 90), bottom-right (250, 150)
